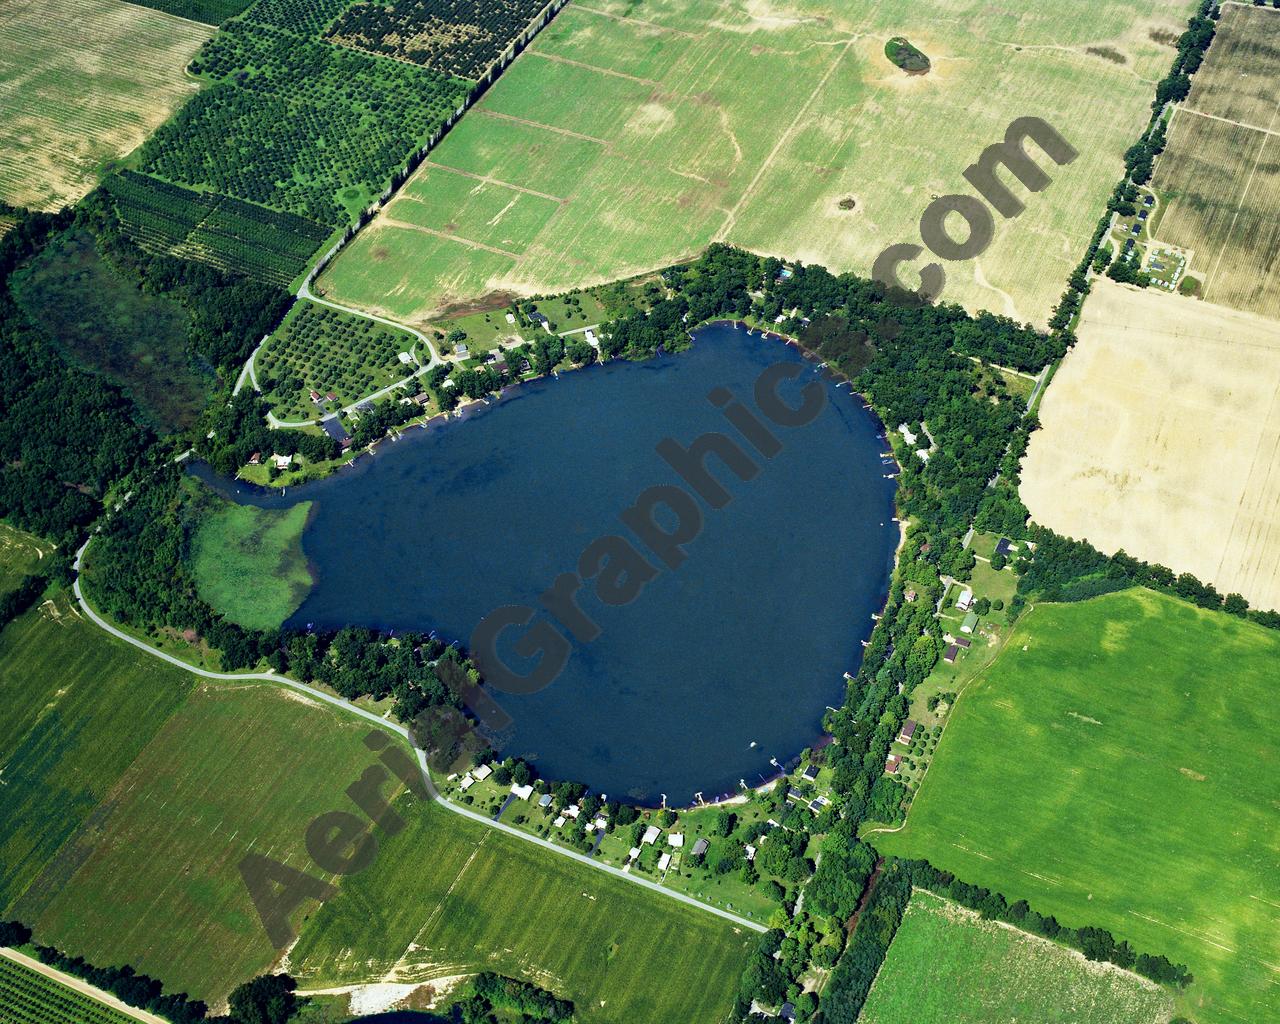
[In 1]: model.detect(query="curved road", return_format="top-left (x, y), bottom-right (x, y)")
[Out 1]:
top-left (71, 541), bottom-right (764, 935)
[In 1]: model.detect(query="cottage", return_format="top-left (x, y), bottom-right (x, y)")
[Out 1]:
top-left (412, 392), bottom-right (431, 406)
top-left (494, 359), bottom-right (509, 375)
top-left (459, 775), bottom-right (475, 791)
top-left (897, 719), bottom-right (918, 745)
top-left (309, 390), bottom-right (322, 403)
top-left (802, 764), bottom-right (819, 782)
top-left (691, 838), bottom-right (709, 857)
top-left (961, 611), bottom-right (979, 634)
top-left (326, 391), bottom-right (338, 402)
top-left (530, 312), bottom-right (551, 333)
top-left (397, 351), bottom-right (413, 365)
top-left (584, 328), bottom-right (598, 347)
top-left (808, 799), bottom-right (823, 813)
top-left (668, 833), bottom-right (684, 849)
top-left (271, 454), bottom-right (292, 471)
top-left (594, 817), bottom-right (608, 831)
top-left (994, 537), bottom-right (1011, 557)
top-left (247, 452), bottom-right (261, 466)
top-left (943, 643), bottom-right (959, 664)
top-left (455, 343), bottom-right (469, 358)
top-left (510, 783), bottom-right (534, 801)
top-left (553, 815), bottom-right (566, 828)
top-left (657, 852), bottom-right (672, 872)
top-left (885, 754), bottom-right (902, 775)
top-left (538, 793), bottom-right (553, 808)
top-left (627, 847), bottom-right (640, 861)
top-left (565, 804), bottom-right (581, 819)
top-left (955, 588), bottom-right (974, 612)
top-left (472, 763), bottom-right (492, 781)
top-left (642, 825), bottom-right (660, 845)
top-left (745, 844), bottom-right (757, 862)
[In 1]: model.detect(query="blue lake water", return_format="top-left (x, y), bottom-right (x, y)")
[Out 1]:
top-left (193, 322), bottom-right (897, 804)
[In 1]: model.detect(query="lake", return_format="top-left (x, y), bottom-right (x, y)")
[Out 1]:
top-left (193, 322), bottom-right (897, 804)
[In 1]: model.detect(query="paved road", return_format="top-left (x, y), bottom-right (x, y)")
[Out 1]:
top-left (0, 947), bottom-right (170, 1024)
top-left (70, 541), bottom-right (764, 934)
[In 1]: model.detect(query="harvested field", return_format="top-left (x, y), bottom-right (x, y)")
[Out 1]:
top-left (1021, 279), bottom-right (1280, 612)
top-left (320, 0), bottom-right (1191, 325)
top-left (1150, 4), bottom-right (1280, 318)
top-left (0, 0), bottom-right (210, 210)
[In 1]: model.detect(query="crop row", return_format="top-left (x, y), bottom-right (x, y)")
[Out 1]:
top-left (138, 22), bottom-right (467, 225)
top-left (0, 957), bottom-right (136, 1024)
top-left (326, 0), bottom-right (552, 80)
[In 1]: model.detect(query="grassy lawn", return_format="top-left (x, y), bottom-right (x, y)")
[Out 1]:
top-left (875, 589), bottom-right (1280, 1024)
top-left (0, 523), bottom-right (54, 596)
top-left (0, 596), bottom-right (194, 912)
top-left (291, 799), bottom-right (754, 1024)
top-left (861, 889), bottom-right (1172, 1023)
top-left (322, 0), bottom-right (1189, 325)
top-left (0, 0), bottom-right (210, 210)
top-left (189, 489), bottom-right (313, 630)
top-left (23, 682), bottom-right (400, 1005)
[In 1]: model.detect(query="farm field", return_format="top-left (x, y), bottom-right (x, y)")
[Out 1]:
top-left (290, 799), bottom-right (754, 1024)
top-left (1021, 278), bottom-right (1280, 613)
top-left (0, 951), bottom-right (141, 1024)
top-left (0, 0), bottom-right (210, 211)
top-left (0, 597), bottom-right (194, 915)
top-left (9, 228), bottom-right (210, 432)
top-left (860, 890), bottom-right (1172, 1024)
top-left (875, 589), bottom-right (1280, 1024)
top-left (22, 682), bottom-right (399, 1005)
top-left (1150, 4), bottom-right (1280, 317)
top-left (257, 300), bottom-right (417, 419)
top-left (319, 0), bottom-right (1192, 325)
top-left (0, 523), bottom-right (53, 596)
top-left (189, 492), bottom-right (313, 629)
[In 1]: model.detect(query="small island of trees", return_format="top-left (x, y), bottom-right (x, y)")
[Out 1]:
top-left (885, 36), bottom-right (931, 74)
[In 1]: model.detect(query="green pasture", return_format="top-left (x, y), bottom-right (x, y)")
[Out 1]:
top-left (323, 0), bottom-right (1191, 325)
top-left (27, 682), bottom-right (398, 1005)
top-left (876, 589), bottom-right (1280, 1024)
top-left (0, 523), bottom-right (53, 596)
top-left (396, 168), bottom-right (562, 254)
top-left (291, 799), bottom-right (754, 1024)
top-left (190, 493), bottom-right (312, 630)
top-left (861, 889), bottom-right (1173, 1024)
top-left (0, 596), bottom-right (194, 913)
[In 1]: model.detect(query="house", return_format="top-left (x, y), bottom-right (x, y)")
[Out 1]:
top-left (565, 804), bottom-right (580, 819)
top-left (657, 852), bottom-right (671, 872)
top-left (594, 817), bottom-right (608, 831)
top-left (412, 392), bottom-right (431, 406)
top-left (802, 764), bottom-right (819, 782)
top-left (538, 793), bottom-right (553, 808)
top-left (1138, 210), bottom-right (1149, 221)
top-left (584, 328), bottom-right (598, 347)
top-left (510, 783), bottom-right (534, 801)
top-left (897, 719), bottom-right (918, 745)
top-left (905, 587), bottom-right (918, 603)
top-left (494, 359), bottom-right (509, 375)
top-left (954, 636), bottom-right (972, 649)
top-left (1144, 194), bottom-right (1155, 206)
top-left (885, 754), bottom-right (902, 775)
top-left (766, 819), bottom-right (780, 829)
top-left (459, 775), bottom-right (475, 791)
top-left (554, 815), bottom-right (566, 828)
top-left (745, 844), bottom-right (757, 862)
top-left (943, 643), bottom-right (959, 664)
top-left (692, 838), bottom-right (709, 857)
top-left (271, 454), bottom-right (292, 471)
top-left (529, 312), bottom-right (551, 333)
top-left (627, 847), bottom-right (640, 861)
top-left (505, 312), bottom-right (516, 324)
top-left (994, 537), bottom-right (1011, 557)
top-left (455, 343), bottom-right (469, 358)
top-left (247, 452), bottom-right (261, 466)
top-left (326, 391), bottom-right (338, 402)
top-left (309, 389), bottom-right (322, 403)
top-left (779, 1001), bottom-right (796, 1022)
top-left (961, 611), bottom-right (979, 634)
top-left (322, 418), bottom-right (349, 443)
top-left (807, 799), bottom-right (823, 813)
top-left (397, 351), bottom-right (413, 365)
top-left (472, 763), bottom-right (492, 781)
top-left (955, 588), bottom-right (974, 612)
top-left (642, 825), bottom-right (660, 845)
top-left (668, 833), bottom-right (684, 848)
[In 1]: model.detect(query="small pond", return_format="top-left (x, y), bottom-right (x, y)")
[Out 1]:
top-left (192, 322), bottom-right (898, 804)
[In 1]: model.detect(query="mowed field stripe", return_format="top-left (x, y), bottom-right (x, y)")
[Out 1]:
top-left (1181, 106), bottom-right (1280, 139)
top-left (419, 161), bottom-right (568, 202)
top-left (379, 219), bottom-right (522, 258)
top-left (526, 50), bottom-right (661, 86)
top-left (476, 109), bottom-right (610, 145)
top-left (571, 4), bottom-right (701, 39)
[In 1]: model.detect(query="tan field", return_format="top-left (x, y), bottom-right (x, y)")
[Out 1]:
top-left (1150, 3), bottom-right (1280, 318)
top-left (1021, 278), bottom-right (1280, 613)
top-left (0, 0), bottom-right (210, 210)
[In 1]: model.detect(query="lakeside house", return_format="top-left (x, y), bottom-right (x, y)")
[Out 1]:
top-left (459, 775), bottom-right (475, 791)
top-left (658, 852), bottom-right (671, 872)
top-left (802, 764), bottom-right (819, 782)
top-left (472, 763), bottom-right (492, 781)
top-left (247, 452), bottom-right (261, 466)
top-left (510, 783), bottom-right (534, 801)
top-left (565, 804), bottom-right (580, 819)
top-left (692, 838), bottom-right (709, 857)
top-left (642, 825), bottom-right (660, 845)
top-left (271, 453), bottom-right (292, 471)
top-left (956, 588), bottom-right (974, 612)
top-left (538, 793), bottom-right (553, 808)
top-left (668, 833), bottom-right (684, 848)
top-left (584, 328), bottom-right (598, 347)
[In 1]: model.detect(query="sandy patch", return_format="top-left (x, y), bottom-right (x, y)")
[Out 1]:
top-left (1021, 278), bottom-right (1280, 613)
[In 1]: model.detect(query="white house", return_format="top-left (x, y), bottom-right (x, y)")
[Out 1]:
top-left (271, 453), bottom-right (292, 471)
top-left (657, 852), bottom-right (671, 872)
top-left (956, 588), bottom-right (974, 612)
top-left (584, 328), bottom-right (598, 348)
top-left (593, 817), bottom-right (608, 831)
top-left (505, 312), bottom-right (516, 324)
top-left (510, 783), bottom-right (533, 801)
top-left (745, 844), bottom-right (757, 862)
top-left (642, 825), bottom-right (660, 845)
top-left (565, 804), bottom-right (581, 819)
top-left (472, 763), bottom-right (492, 781)
top-left (627, 847), bottom-right (640, 861)
top-left (459, 775), bottom-right (475, 791)
top-left (668, 833), bottom-right (684, 848)
top-left (553, 815), bottom-right (566, 828)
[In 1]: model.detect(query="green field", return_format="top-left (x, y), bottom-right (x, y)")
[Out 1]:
top-left (22, 681), bottom-right (398, 1004)
top-left (322, 0), bottom-right (1192, 325)
top-left (0, 523), bottom-right (53, 596)
top-left (190, 493), bottom-right (313, 629)
top-left (0, 953), bottom-right (139, 1024)
top-left (10, 228), bottom-right (210, 432)
top-left (0, 597), bottom-right (194, 912)
top-left (861, 889), bottom-right (1172, 1023)
top-left (290, 799), bottom-right (754, 1024)
top-left (0, 0), bottom-right (210, 211)
top-left (875, 589), bottom-right (1280, 1024)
